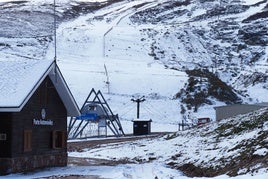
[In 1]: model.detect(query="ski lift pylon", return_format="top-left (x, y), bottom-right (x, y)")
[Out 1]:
top-left (67, 88), bottom-right (125, 139)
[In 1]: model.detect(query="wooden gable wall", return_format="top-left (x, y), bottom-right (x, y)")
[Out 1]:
top-left (11, 76), bottom-right (67, 157)
top-left (0, 75), bottom-right (68, 175)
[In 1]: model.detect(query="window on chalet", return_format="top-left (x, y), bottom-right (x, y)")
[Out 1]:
top-left (0, 133), bottom-right (7, 141)
top-left (24, 130), bottom-right (32, 152)
top-left (52, 130), bottom-right (66, 149)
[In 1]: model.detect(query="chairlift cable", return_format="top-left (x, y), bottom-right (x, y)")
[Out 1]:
top-left (143, 102), bottom-right (167, 119)
top-left (142, 106), bottom-right (155, 116)
top-left (119, 105), bottom-right (136, 118)
top-left (114, 102), bottom-right (133, 113)
top-left (143, 104), bottom-right (167, 119)
top-left (112, 100), bottom-right (134, 114)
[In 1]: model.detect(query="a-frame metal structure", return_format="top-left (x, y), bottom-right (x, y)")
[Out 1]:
top-left (67, 88), bottom-right (125, 139)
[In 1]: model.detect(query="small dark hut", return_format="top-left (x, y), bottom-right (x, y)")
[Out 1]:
top-left (132, 118), bottom-right (152, 135)
top-left (0, 61), bottom-right (80, 175)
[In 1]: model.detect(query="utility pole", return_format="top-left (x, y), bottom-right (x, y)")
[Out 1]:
top-left (131, 96), bottom-right (145, 119)
top-left (53, 0), bottom-right (57, 62)
top-left (104, 64), bottom-right (110, 94)
top-left (53, 0), bottom-right (58, 83)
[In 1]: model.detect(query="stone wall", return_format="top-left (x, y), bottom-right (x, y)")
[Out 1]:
top-left (0, 152), bottom-right (67, 175)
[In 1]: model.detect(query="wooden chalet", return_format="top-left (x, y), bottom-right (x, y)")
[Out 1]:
top-left (0, 60), bottom-right (80, 175)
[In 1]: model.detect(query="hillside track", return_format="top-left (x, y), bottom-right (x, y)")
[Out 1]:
top-left (42, 133), bottom-right (170, 179)
top-left (68, 132), bottom-right (169, 152)
top-left (67, 132), bottom-right (170, 169)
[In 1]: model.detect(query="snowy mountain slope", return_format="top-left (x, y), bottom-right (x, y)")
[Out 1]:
top-left (44, 0), bottom-right (193, 133)
top-left (65, 0), bottom-right (266, 120)
top-left (1, 0), bottom-right (267, 125)
top-left (57, 0), bottom-right (268, 116)
top-left (0, 0), bottom-right (268, 178)
top-left (69, 107), bottom-right (268, 177)
top-left (127, 0), bottom-right (268, 104)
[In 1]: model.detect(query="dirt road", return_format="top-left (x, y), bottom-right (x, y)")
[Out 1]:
top-left (68, 132), bottom-right (167, 152)
top-left (55, 133), bottom-right (167, 179)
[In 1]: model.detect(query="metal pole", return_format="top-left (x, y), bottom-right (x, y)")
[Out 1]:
top-left (53, 0), bottom-right (57, 62)
top-left (131, 96), bottom-right (145, 119)
top-left (137, 101), bottom-right (140, 118)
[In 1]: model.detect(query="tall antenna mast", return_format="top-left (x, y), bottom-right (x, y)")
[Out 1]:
top-left (53, 0), bottom-right (57, 62)
top-left (53, 0), bottom-right (58, 83)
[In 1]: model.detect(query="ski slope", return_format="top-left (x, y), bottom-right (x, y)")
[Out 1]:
top-left (44, 0), bottom-right (190, 133)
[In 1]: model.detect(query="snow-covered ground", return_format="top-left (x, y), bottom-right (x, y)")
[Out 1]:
top-left (3, 108), bottom-right (268, 178)
top-left (1, 0), bottom-right (268, 178)
top-left (3, 164), bottom-right (268, 179)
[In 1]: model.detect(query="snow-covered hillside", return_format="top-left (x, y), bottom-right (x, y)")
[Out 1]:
top-left (68, 107), bottom-right (268, 177)
top-left (4, 107), bottom-right (268, 178)
top-left (1, 0), bottom-right (267, 126)
top-left (0, 0), bottom-right (267, 178)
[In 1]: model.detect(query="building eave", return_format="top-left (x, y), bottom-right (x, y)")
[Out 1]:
top-left (0, 107), bottom-right (21, 112)
top-left (49, 64), bottom-right (80, 117)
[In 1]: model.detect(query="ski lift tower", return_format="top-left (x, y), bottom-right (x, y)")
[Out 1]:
top-left (68, 88), bottom-right (125, 139)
